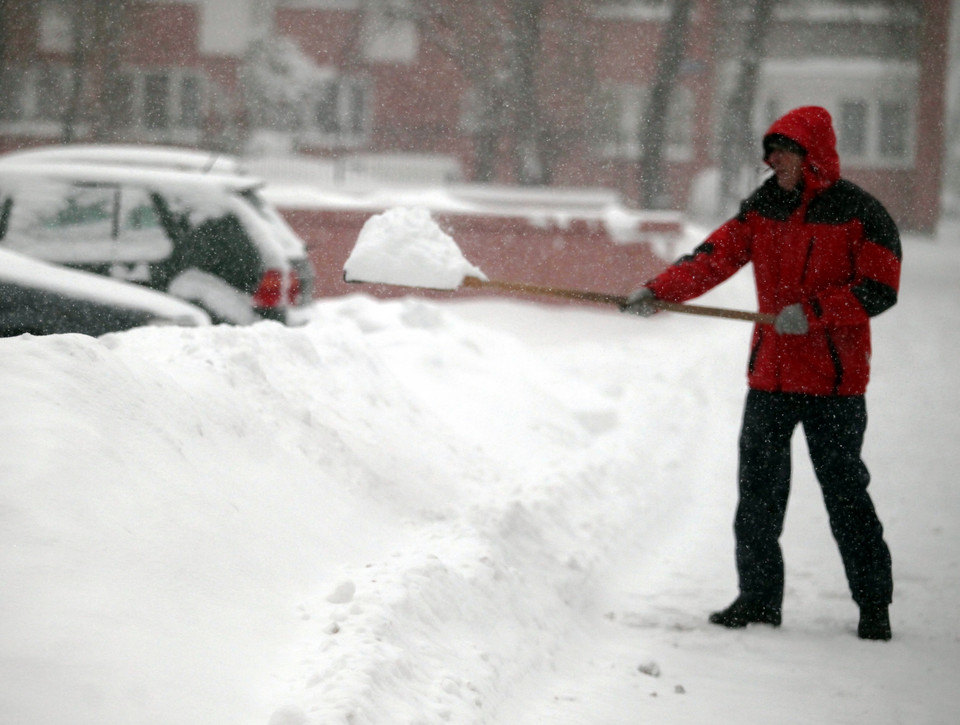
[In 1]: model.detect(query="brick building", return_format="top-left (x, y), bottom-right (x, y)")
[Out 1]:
top-left (0, 0), bottom-right (951, 231)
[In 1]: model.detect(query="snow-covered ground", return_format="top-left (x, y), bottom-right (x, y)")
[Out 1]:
top-left (1, 219), bottom-right (958, 725)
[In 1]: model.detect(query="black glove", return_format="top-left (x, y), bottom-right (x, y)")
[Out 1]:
top-left (774, 303), bottom-right (809, 335)
top-left (621, 287), bottom-right (658, 317)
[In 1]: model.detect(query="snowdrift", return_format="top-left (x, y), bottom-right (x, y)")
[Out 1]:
top-left (2, 227), bottom-right (959, 724)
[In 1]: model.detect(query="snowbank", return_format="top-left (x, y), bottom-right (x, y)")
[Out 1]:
top-left (1, 227), bottom-right (958, 724)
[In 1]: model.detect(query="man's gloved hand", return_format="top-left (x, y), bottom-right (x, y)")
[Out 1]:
top-left (621, 287), bottom-right (659, 317)
top-left (774, 303), bottom-right (809, 335)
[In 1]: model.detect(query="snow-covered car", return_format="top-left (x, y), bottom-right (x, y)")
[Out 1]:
top-left (0, 247), bottom-right (209, 336)
top-left (0, 143), bottom-right (246, 175)
top-left (0, 146), bottom-right (314, 325)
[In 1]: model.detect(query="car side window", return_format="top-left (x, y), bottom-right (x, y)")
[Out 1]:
top-left (3, 178), bottom-right (172, 276)
top-left (5, 180), bottom-right (119, 263)
top-left (111, 186), bottom-right (173, 280)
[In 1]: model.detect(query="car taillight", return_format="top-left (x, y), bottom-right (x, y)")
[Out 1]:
top-left (252, 270), bottom-right (284, 308)
top-left (252, 269), bottom-right (302, 308)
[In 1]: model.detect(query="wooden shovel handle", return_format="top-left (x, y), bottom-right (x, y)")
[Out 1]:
top-left (463, 277), bottom-right (626, 305)
top-left (462, 277), bottom-right (776, 325)
top-left (651, 299), bottom-right (776, 325)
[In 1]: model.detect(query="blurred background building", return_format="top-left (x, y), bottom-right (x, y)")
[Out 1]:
top-left (0, 0), bottom-right (953, 232)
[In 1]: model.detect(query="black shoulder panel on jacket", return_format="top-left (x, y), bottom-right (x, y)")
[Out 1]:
top-left (737, 177), bottom-right (801, 222)
top-left (806, 179), bottom-right (902, 260)
top-left (853, 278), bottom-right (898, 317)
top-left (674, 241), bottom-right (714, 265)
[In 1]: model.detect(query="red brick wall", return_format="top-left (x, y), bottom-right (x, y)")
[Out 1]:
top-left (275, 9), bottom-right (356, 63)
top-left (128, 2), bottom-right (200, 65)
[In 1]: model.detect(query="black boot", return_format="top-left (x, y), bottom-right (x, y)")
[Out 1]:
top-left (858, 604), bottom-right (891, 641)
top-left (709, 596), bottom-right (781, 628)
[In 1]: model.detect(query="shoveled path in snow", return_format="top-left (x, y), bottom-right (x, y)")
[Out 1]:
top-left (494, 450), bottom-right (956, 725)
top-left (454, 236), bottom-right (960, 725)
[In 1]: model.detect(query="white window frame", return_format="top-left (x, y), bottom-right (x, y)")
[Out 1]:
top-left (0, 64), bottom-right (75, 136)
top-left (298, 75), bottom-right (372, 148)
top-left (116, 68), bottom-right (209, 143)
top-left (592, 82), bottom-right (694, 162)
top-left (38, 1), bottom-right (74, 53)
top-left (0, 64), bottom-right (207, 143)
top-left (592, 1), bottom-right (670, 21)
top-left (361, 0), bottom-right (418, 64)
top-left (753, 59), bottom-right (917, 169)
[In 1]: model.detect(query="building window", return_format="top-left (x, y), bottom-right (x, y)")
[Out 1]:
top-left (838, 100), bottom-right (868, 156)
top-left (114, 68), bottom-right (207, 137)
top-left (38, 1), bottom-right (73, 53)
top-left (0, 69), bottom-right (27, 121)
top-left (774, 95), bottom-right (914, 166)
top-left (361, 3), bottom-right (418, 63)
top-left (0, 64), bottom-right (206, 142)
top-left (179, 76), bottom-right (203, 128)
top-left (36, 66), bottom-right (71, 121)
top-left (757, 60), bottom-right (916, 168)
top-left (832, 97), bottom-right (912, 164)
top-left (144, 73), bottom-right (171, 130)
top-left (878, 100), bottom-right (909, 159)
top-left (345, 83), bottom-right (367, 135)
top-left (302, 76), bottom-right (370, 147)
top-left (314, 84), bottom-right (340, 135)
top-left (592, 83), bottom-right (694, 161)
top-left (0, 64), bottom-right (74, 126)
top-left (106, 74), bottom-right (136, 128)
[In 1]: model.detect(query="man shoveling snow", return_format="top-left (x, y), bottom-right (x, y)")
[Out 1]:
top-left (623, 105), bottom-right (901, 641)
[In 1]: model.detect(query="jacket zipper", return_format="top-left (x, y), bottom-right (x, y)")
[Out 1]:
top-left (826, 330), bottom-right (843, 395)
top-left (802, 235), bottom-right (843, 392)
top-left (800, 235), bottom-right (815, 285)
top-left (749, 327), bottom-right (764, 377)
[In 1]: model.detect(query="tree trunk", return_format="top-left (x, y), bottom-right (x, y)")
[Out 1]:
top-left (90, 0), bottom-right (129, 142)
top-left (60, 0), bottom-right (130, 144)
top-left (639, 0), bottom-right (694, 209)
top-left (411, 0), bottom-right (592, 187)
top-left (0, 0), bottom-right (37, 128)
top-left (0, 0), bottom-right (9, 119)
top-left (61, 1), bottom-right (88, 143)
top-left (0, 0), bottom-right (7, 83)
top-left (510, 0), bottom-right (546, 185)
top-left (719, 0), bottom-right (775, 212)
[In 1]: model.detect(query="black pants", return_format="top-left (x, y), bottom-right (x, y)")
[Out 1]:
top-left (735, 390), bottom-right (893, 607)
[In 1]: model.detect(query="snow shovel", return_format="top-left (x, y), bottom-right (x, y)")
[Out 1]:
top-left (342, 206), bottom-right (776, 325)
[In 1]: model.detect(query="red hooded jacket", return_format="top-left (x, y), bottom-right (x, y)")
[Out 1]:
top-left (647, 106), bottom-right (901, 396)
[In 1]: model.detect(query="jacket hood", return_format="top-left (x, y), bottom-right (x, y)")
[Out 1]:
top-left (763, 106), bottom-right (841, 196)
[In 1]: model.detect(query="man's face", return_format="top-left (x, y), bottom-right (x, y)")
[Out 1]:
top-left (768, 148), bottom-right (804, 191)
